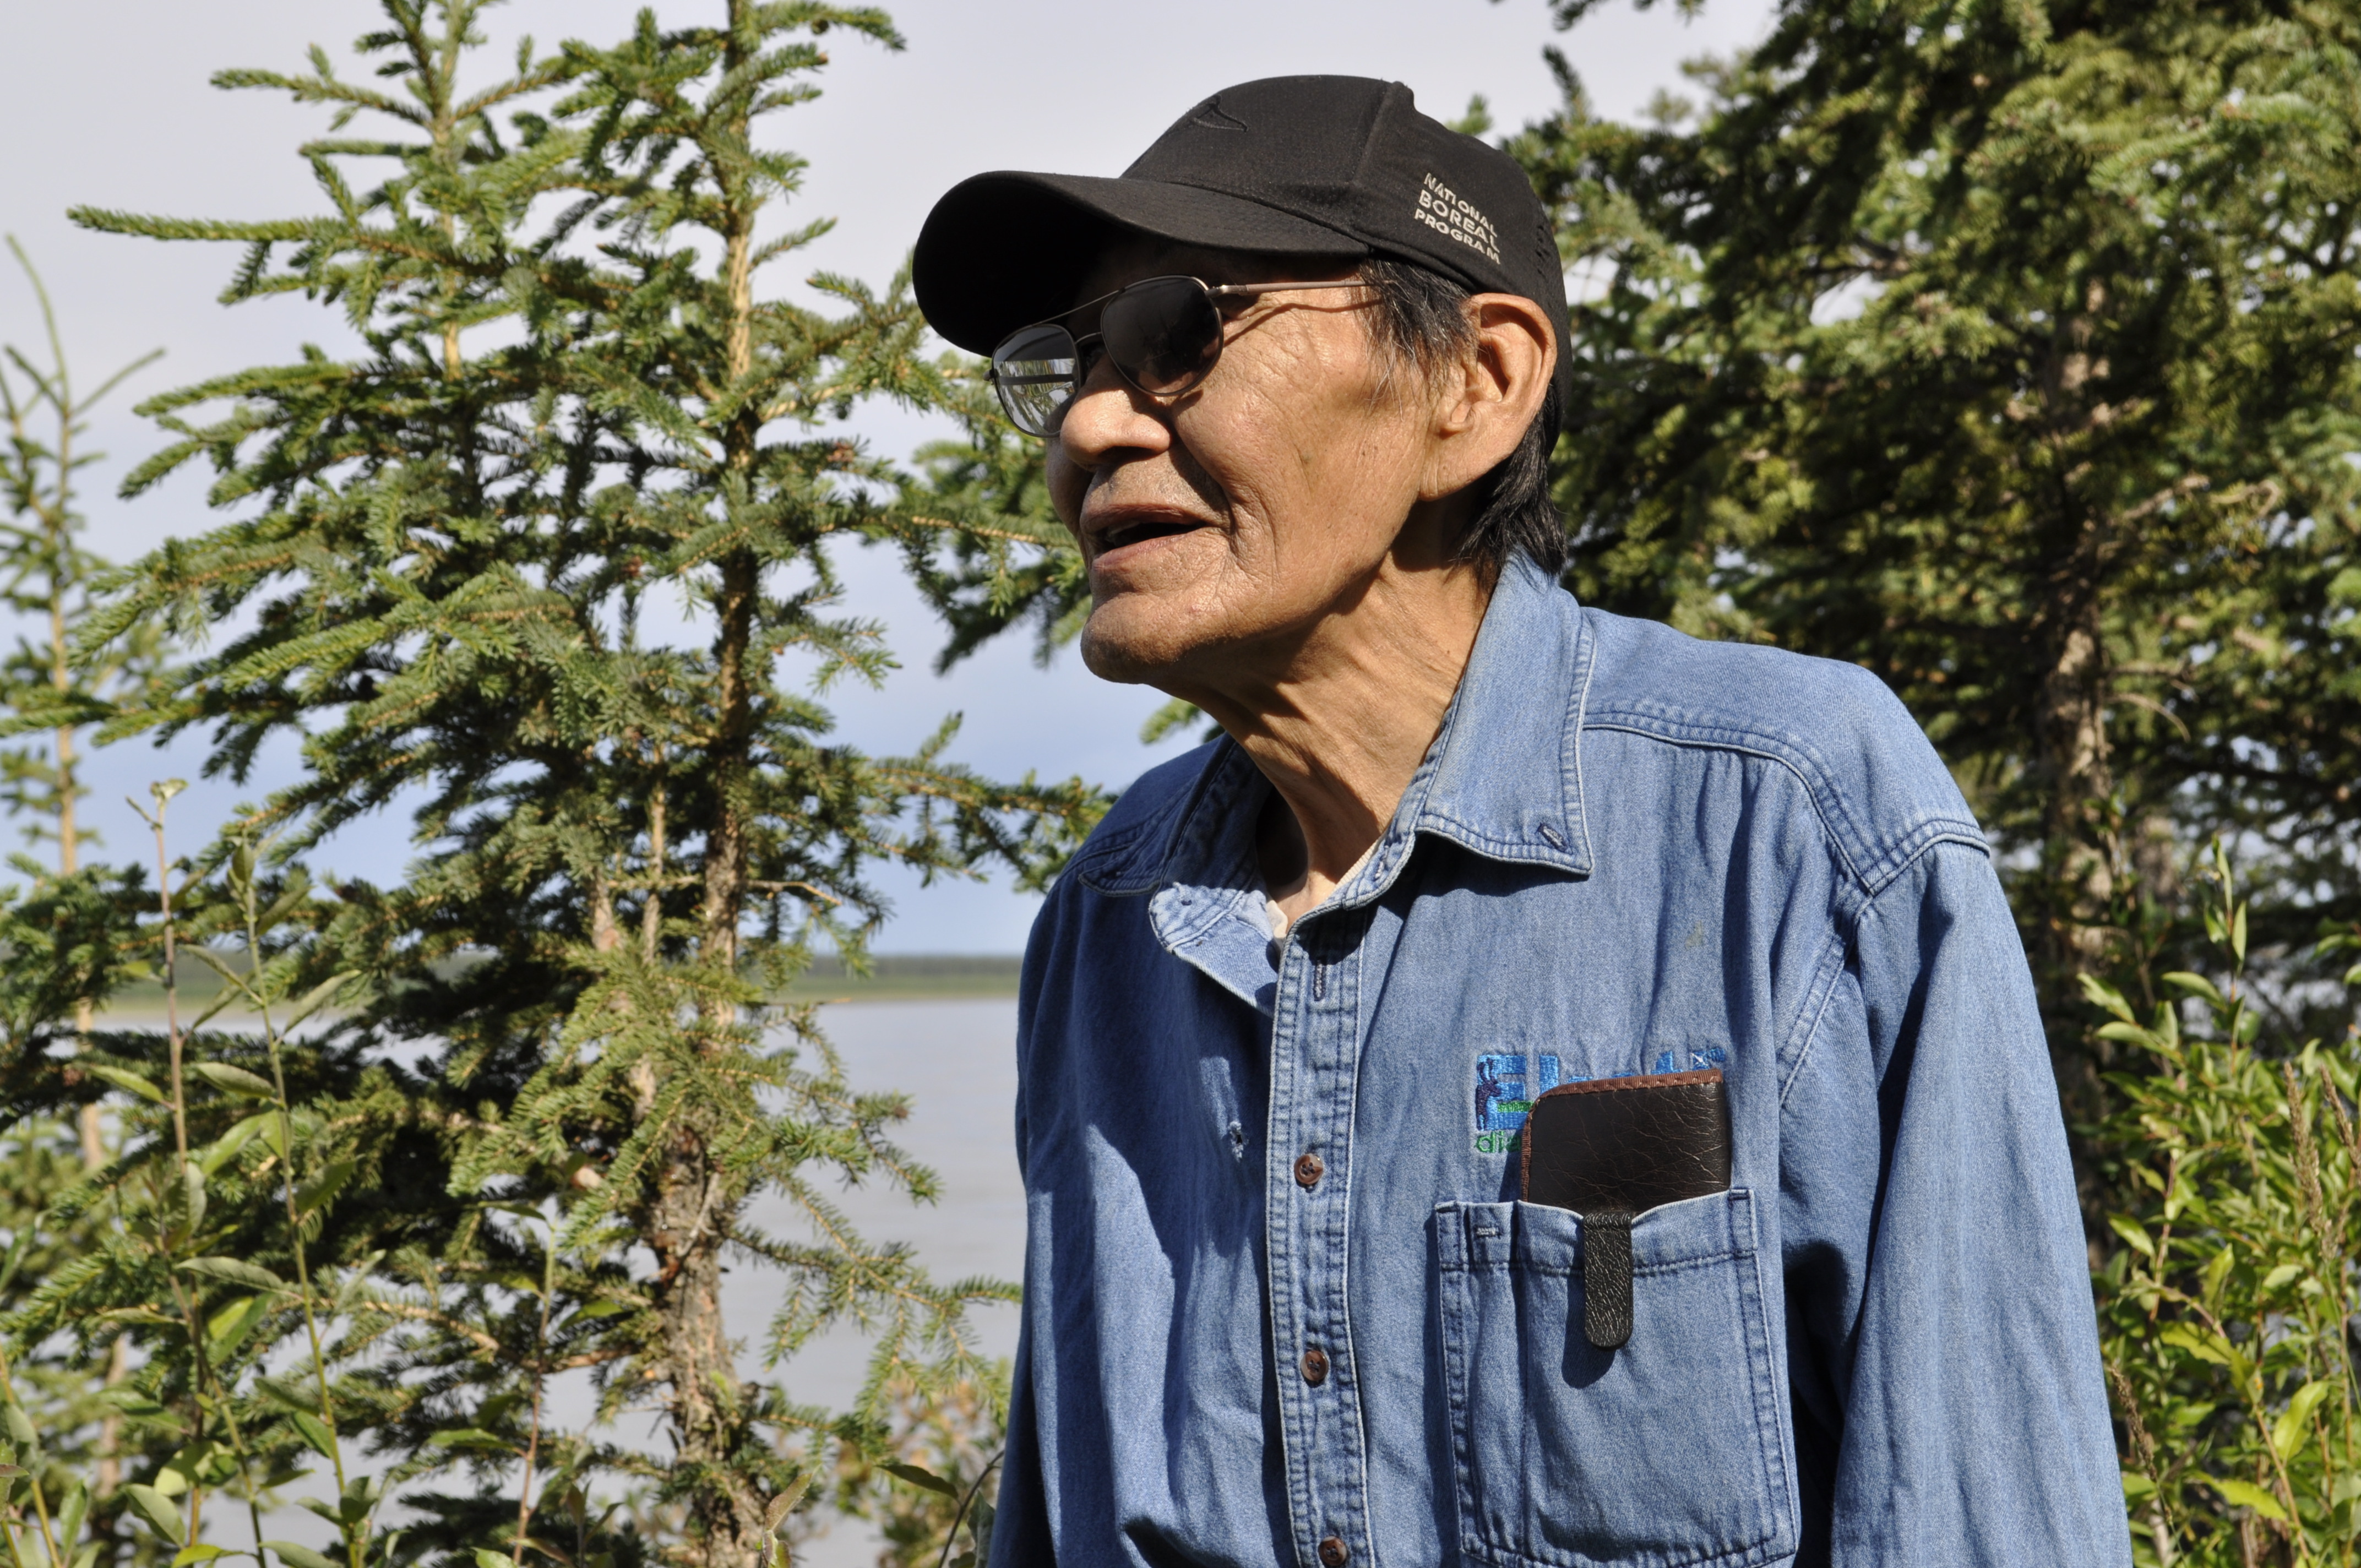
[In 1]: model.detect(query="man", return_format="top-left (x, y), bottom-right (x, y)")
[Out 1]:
top-left (912, 76), bottom-right (2130, 1568)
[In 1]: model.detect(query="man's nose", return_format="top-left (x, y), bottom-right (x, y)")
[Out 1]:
top-left (1057, 355), bottom-right (1171, 469)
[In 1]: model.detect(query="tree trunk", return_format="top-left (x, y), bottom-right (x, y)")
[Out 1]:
top-left (660, 9), bottom-right (771, 1565)
top-left (2036, 594), bottom-right (2116, 976)
top-left (2030, 295), bottom-right (2127, 1154)
top-left (649, 1133), bottom-right (765, 1568)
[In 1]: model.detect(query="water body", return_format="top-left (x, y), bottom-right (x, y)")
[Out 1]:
top-left (731, 998), bottom-right (1026, 1567)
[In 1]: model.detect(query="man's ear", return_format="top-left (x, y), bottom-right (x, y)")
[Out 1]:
top-left (1418, 293), bottom-right (1556, 501)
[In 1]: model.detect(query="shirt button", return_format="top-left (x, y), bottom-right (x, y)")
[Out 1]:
top-left (1318, 1537), bottom-right (1348, 1567)
top-left (1293, 1152), bottom-right (1325, 1189)
top-left (1301, 1347), bottom-right (1329, 1386)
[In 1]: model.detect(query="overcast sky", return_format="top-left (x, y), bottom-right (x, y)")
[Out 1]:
top-left (0, 0), bottom-right (1774, 952)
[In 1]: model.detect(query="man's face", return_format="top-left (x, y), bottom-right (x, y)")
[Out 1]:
top-left (1046, 240), bottom-right (1464, 693)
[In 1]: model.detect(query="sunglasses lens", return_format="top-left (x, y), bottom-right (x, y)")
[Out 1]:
top-left (1102, 276), bottom-right (1223, 396)
top-left (991, 323), bottom-right (1082, 436)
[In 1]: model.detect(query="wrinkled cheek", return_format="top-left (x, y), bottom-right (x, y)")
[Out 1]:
top-left (1045, 449), bottom-right (1090, 538)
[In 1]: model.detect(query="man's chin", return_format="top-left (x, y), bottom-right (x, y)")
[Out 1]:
top-left (1078, 600), bottom-right (1217, 687)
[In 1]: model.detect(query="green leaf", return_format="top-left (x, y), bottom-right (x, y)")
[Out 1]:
top-left (192, 1061), bottom-right (277, 1099)
top-left (2272, 1379), bottom-right (2332, 1461)
top-left (474, 1549), bottom-right (514, 1568)
top-left (187, 989), bottom-right (241, 1032)
top-left (85, 1063), bottom-right (167, 1103)
top-left (339, 1473), bottom-right (379, 1519)
top-left (208, 1293), bottom-right (270, 1351)
top-left (2213, 1477), bottom-right (2288, 1521)
top-left (2201, 1246), bottom-right (2236, 1309)
top-left (181, 1256), bottom-right (286, 1291)
top-left (2120, 1469), bottom-right (2156, 1500)
top-left (285, 972), bottom-right (355, 1026)
top-left (2260, 1262), bottom-right (2303, 1292)
top-left (289, 1412), bottom-right (336, 1461)
top-left (2077, 973), bottom-right (2136, 1022)
top-left (425, 1429), bottom-right (515, 1451)
top-left (57, 1479), bottom-right (89, 1547)
top-left (764, 1474), bottom-right (811, 1533)
top-left (2231, 902), bottom-right (2249, 962)
top-left (198, 1112), bottom-right (276, 1175)
top-left (295, 1159), bottom-right (354, 1219)
top-left (2161, 972), bottom-right (2224, 1004)
top-left (4, 1402), bottom-right (35, 1451)
top-left (176, 1164), bottom-right (207, 1237)
top-left (880, 1461), bottom-right (958, 1497)
top-left (175, 1545), bottom-right (232, 1566)
top-left (181, 945), bottom-right (243, 984)
top-left (100, 1389), bottom-right (184, 1434)
top-left (125, 1483), bottom-right (187, 1544)
top-left (2107, 1216), bottom-right (2156, 1258)
top-left (265, 1542), bottom-right (339, 1568)
top-left (2159, 1322), bottom-right (2235, 1368)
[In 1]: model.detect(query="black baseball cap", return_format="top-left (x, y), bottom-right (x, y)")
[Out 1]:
top-left (913, 75), bottom-right (1573, 413)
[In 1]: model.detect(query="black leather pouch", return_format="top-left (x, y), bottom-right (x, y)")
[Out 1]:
top-left (1520, 1068), bottom-right (1731, 1351)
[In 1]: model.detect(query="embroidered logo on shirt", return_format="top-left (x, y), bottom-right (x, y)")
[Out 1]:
top-left (1473, 1052), bottom-right (1564, 1155)
top-left (1475, 1048), bottom-right (1730, 1154)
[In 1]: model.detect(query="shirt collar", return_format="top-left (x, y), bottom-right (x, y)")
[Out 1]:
top-left (1390, 554), bottom-right (1595, 881)
top-left (1124, 557), bottom-right (1593, 978)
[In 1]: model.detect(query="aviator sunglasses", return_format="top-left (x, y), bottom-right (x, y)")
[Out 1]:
top-left (987, 274), bottom-right (1368, 437)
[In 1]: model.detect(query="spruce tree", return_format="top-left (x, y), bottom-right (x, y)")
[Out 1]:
top-left (4, 5), bottom-right (1098, 1568)
top-left (0, 237), bottom-right (166, 1077)
top-left (0, 240), bottom-right (171, 1518)
top-left (1503, 1), bottom-right (2361, 1061)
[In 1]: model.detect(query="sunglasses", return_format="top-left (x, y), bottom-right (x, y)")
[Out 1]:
top-left (987, 274), bottom-right (1368, 438)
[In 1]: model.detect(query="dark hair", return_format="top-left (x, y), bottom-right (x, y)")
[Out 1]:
top-left (1355, 257), bottom-right (1566, 578)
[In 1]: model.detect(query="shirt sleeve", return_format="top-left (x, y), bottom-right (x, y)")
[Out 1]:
top-left (1777, 840), bottom-right (2132, 1566)
top-left (986, 902), bottom-right (1057, 1568)
top-left (984, 1330), bottom-right (1053, 1568)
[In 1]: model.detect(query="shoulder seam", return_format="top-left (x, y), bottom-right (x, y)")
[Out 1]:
top-left (1582, 711), bottom-right (1985, 899)
top-left (1775, 834), bottom-right (1989, 1107)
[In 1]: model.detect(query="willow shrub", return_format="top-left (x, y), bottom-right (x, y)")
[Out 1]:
top-left (2090, 842), bottom-right (2361, 1566)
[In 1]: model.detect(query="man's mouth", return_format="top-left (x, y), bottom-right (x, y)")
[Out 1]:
top-left (1094, 514), bottom-right (1208, 554)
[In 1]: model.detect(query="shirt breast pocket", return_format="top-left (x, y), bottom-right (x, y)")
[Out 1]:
top-left (1432, 1192), bottom-right (1796, 1568)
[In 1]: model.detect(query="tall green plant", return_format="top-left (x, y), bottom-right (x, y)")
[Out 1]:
top-left (2088, 845), bottom-right (2361, 1565)
top-left (1, 4), bottom-right (1100, 1568)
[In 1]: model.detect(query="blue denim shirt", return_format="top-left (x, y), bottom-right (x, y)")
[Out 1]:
top-left (992, 560), bottom-right (2130, 1568)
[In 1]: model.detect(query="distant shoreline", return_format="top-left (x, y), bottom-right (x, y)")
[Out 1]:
top-left (782, 954), bottom-right (1023, 1001)
top-left (93, 952), bottom-right (1025, 1019)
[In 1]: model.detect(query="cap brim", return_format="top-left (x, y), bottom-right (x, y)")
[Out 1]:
top-left (914, 172), bottom-right (1367, 355)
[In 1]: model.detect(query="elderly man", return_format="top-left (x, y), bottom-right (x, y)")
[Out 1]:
top-left (913, 76), bottom-right (2129, 1568)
